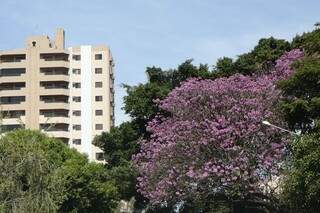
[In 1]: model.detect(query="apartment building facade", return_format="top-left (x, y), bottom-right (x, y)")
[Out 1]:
top-left (0, 28), bottom-right (115, 162)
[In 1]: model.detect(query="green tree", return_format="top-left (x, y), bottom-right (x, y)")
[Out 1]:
top-left (0, 130), bottom-right (120, 213)
top-left (214, 37), bottom-right (290, 76)
top-left (213, 57), bottom-right (235, 77)
top-left (93, 122), bottom-right (140, 168)
top-left (278, 56), bottom-right (320, 133)
top-left (292, 25), bottom-right (320, 55)
top-left (93, 123), bottom-right (144, 206)
top-left (281, 133), bottom-right (320, 212)
top-left (59, 162), bottom-right (119, 213)
top-left (0, 130), bottom-right (66, 212)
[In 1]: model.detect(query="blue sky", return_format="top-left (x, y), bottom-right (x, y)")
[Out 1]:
top-left (1, 0), bottom-right (319, 125)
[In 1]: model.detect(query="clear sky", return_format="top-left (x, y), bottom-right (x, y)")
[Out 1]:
top-left (1, 0), bottom-right (319, 125)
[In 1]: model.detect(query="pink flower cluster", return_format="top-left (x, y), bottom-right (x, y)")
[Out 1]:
top-left (133, 49), bottom-right (304, 204)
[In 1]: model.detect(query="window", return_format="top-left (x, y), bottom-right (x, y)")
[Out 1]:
top-left (95, 82), bottom-right (103, 88)
top-left (73, 125), bottom-right (81, 130)
top-left (72, 69), bottom-right (81, 74)
top-left (95, 124), bottom-right (103, 130)
top-left (72, 96), bottom-right (81, 102)
top-left (72, 55), bottom-right (81, 61)
top-left (95, 96), bottom-right (103, 102)
top-left (95, 110), bottom-right (103, 116)
top-left (72, 110), bottom-right (81, 116)
top-left (73, 82), bottom-right (81, 88)
top-left (72, 139), bottom-right (81, 145)
top-left (95, 54), bottom-right (102, 60)
top-left (96, 152), bottom-right (104, 161)
top-left (95, 68), bottom-right (102, 74)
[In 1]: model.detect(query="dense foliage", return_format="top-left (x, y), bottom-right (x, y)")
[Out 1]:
top-left (94, 122), bottom-right (140, 168)
top-left (0, 130), bottom-right (120, 213)
top-left (281, 133), bottom-right (320, 212)
top-left (0, 130), bottom-right (65, 212)
top-left (133, 50), bottom-right (303, 207)
top-left (214, 37), bottom-right (291, 77)
top-left (278, 56), bottom-right (320, 133)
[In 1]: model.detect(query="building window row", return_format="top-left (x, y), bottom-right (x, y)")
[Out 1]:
top-left (71, 124), bottom-right (103, 130)
top-left (71, 54), bottom-right (103, 61)
top-left (67, 68), bottom-right (105, 75)
top-left (71, 110), bottom-right (103, 116)
top-left (70, 82), bottom-right (102, 89)
top-left (73, 96), bottom-right (103, 102)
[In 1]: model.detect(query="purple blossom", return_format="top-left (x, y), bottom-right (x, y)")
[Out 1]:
top-left (133, 49), bottom-right (304, 204)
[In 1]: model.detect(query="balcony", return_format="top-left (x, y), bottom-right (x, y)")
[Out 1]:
top-left (0, 82), bottom-right (26, 96)
top-left (39, 68), bottom-right (69, 81)
top-left (39, 53), bottom-right (69, 68)
top-left (1, 54), bottom-right (26, 63)
top-left (40, 123), bottom-right (70, 139)
top-left (1, 110), bottom-right (25, 125)
top-left (39, 109), bottom-right (69, 123)
top-left (39, 81), bottom-right (69, 96)
top-left (39, 95), bottom-right (69, 109)
top-left (40, 53), bottom-right (69, 61)
top-left (40, 123), bottom-right (69, 131)
top-left (0, 96), bottom-right (26, 111)
top-left (0, 68), bottom-right (27, 83)
top-left (0, 54), bottom-right (26, 68)
top-left (0, 68), bottom-right (26, 76)
top-left (0, 96), bottom-right (25, 105)
top-left (2, 116), bottom-right (26, 125)
top-left (0, 124), bottom-right (24, 133)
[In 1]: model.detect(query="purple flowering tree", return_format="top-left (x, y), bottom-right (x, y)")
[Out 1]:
top-left (133, 50), bottom-right (304, 205)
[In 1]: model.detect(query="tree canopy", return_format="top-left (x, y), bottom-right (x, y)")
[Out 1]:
top-left (0, 130), bottom-right (120, 213)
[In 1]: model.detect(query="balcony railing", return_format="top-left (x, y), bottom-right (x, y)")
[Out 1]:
top-left (40, 123), bottom-right (69, 132)
top-left (40, 81), bottom-right (69, 89)
top-left (0, 124), bottom-right (24, 133)
top-left (40, 68), bottom-right (69, 75)
top-left (0, 55), bottom-right (26, 63)
top-left (40, 109), bottom-right (69, 118)
top-left (0, 68), bottom-right (26, 77)
top-left (0, 82), bottom-right (26, 91)
top-left (40, 95), bottom-right (69, 103)
top-left (1, 110), bottom-right (25, 118)
top-left (0, 96), bottom-right (25, 104)
top-left (40, 53), bottom-right (69, 62)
